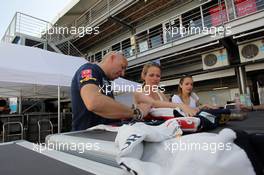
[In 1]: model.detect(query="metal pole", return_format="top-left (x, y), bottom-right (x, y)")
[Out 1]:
top-left (231, 0), bottom-right (237, 19)
top-left (57, 85), bottom-right (61, 133)
top-left (235, 66), bottom-right (242, 94)
top-left (200, 6), bottom-right (204, 28)
top-left (239, 66), bottom-right (246, 94)
top-left (19, 90), bottom-right (22, 114)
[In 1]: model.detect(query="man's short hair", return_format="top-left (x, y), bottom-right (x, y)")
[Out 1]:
top-left (102, 51), bottom-right (124, 61)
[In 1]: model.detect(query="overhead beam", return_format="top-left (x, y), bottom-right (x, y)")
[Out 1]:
top-left (108, 16), bottom-right (134, 32)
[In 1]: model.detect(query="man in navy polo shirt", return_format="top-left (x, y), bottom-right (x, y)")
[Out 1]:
top-left (71, 51), bottom-right (151, 131)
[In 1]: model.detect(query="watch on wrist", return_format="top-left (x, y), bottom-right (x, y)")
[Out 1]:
top-left (131, 104), bottom-right (143, 120)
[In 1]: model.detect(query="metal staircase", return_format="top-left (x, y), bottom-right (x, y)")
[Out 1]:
top-left (1, 12), bottom-right (83, 57)
top-left (1, 1), bottom-right (138, 57)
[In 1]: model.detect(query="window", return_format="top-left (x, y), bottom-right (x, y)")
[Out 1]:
top-left (234, 0), bottom-right (257, 18)
top-left (202, 0), bottom-right (228, 27)
top-left (149, 24), bottom-right (163, 48)
top-left (182, 7), bottom-right (202, 36)
top-left (138, 40), bottom-right (148, 53)
top-left (112, 43), bottom-right (121, 51)
top-left (95, 51), bottom-right (102, 62)
top-left (136, 31), bottom-right (148, 53)
top-left (122, 38), bottom-right (133, 57)
top-left (103, 48), bottom-right (109, 56)
top-left (257, 0), bottom-right (264, 11)
top-left (88, 55), bottom-right (95, 62)
top-left (164, 17), bottom-right (181, 42)
top-left (136, 25), bottom-right (164, 53)
top-left (86, 55), bottom-right (90, 61)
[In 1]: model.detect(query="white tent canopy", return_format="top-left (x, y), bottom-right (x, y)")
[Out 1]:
top-left (0, 43), bottom-right (89, 132)
top-left (0, 43), bottom-right (140, 98)
top-left (0, 43), bottom-right (87, 87)
top-left (0, 43), bottom-right (141, 132)
top-left (0, 82), bottom-right (70, 98)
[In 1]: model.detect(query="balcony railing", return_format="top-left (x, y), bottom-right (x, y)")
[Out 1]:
top-left (1, 12), bottom-right (49, 43)
top-left (72, 0), bottom-right (133, 27)
top-left (1, 12), bottom-right (83, 57)
top-left (87, 0), bottom-right (264, 62)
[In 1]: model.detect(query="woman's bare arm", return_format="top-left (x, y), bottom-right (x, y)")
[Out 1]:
top-left (134, 92), bottom-right (198, 117)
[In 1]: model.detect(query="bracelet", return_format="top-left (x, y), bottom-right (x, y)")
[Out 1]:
top-left (135, 108), bottom-right (144, 120)
top-left (131, 104), bottom-right (143, 120)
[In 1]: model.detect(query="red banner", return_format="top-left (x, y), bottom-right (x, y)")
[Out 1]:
top-left (209, 3), bottom-right (228, 26)
top-left (235, 0), bottom-right (257, 17)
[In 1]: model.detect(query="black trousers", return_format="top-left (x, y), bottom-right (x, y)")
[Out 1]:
top-left (234, 130), bottom-right (264, 175)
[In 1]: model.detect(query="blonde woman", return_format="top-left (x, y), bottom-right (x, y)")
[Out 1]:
top-left (134, 62), bottom-right (198, 117)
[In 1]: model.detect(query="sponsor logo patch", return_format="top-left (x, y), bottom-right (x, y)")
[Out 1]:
top-left (81, 69), bottom-right (92, 79)
top-left (80, 69), bottom-right (97, 83)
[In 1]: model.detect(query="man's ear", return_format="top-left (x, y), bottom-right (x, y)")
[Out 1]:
top-left (141, 73), bottom-right (145, 81)
top-left (110, 53), bottom-right (115, 62)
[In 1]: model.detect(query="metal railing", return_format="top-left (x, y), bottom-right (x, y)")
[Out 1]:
top-left (2, 122), bottom-right (24, 142)
top-left (1, 12), bottom-right (51, 43)
top-left (37, 119), bottom-right (53, 143)
top-left (1, 0), bottom-right (137, 58)
top-left (4, 0), bottom-right (263, 61)
top-left (134, 0), bottom-right (230, 54)
top-left (75, 0), bottom-right (132, 28)
top-left (87, 0), bottom-right (264, 62)
top-left (1, 12), bottom-right (83, 57)
top-left (62, 0), bottom-right (138, 45)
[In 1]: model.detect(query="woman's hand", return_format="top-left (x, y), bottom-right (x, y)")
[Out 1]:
top-left (239, 104), bottom-right (252, 112)
top-left (133, 92), bottom-right (154, 106)
top-left (200, 104), bottom-right (219, 110)
top-left (179, 104), bottom-right (199, 117)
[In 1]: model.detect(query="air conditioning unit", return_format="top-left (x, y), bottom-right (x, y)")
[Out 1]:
top-left (202, 49), bottom-right (229, 70)
top-left (239, 39), bottom-right (264, 63)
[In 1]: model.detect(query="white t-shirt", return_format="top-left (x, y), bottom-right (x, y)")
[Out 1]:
top-left (171, 92), bottom-right (199, 108)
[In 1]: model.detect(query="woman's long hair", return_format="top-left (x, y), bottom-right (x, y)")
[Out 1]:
top-left (178, 75), bottom-right (193, 99)
top-left (141, 62), bottom-right (161, 87)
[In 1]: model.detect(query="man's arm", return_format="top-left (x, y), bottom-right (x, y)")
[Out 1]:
top-left (81, 84), bottom-right (150, 119)
top-left (240, 104), bottom-right (264, 111)
top-left (252, 104), bottom-right (264, 111)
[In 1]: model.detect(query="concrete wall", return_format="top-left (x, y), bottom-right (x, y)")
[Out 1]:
top-left (87, 30), bottom-right (131, 54)
top-left (196, 88), bottom-right (239, 106)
